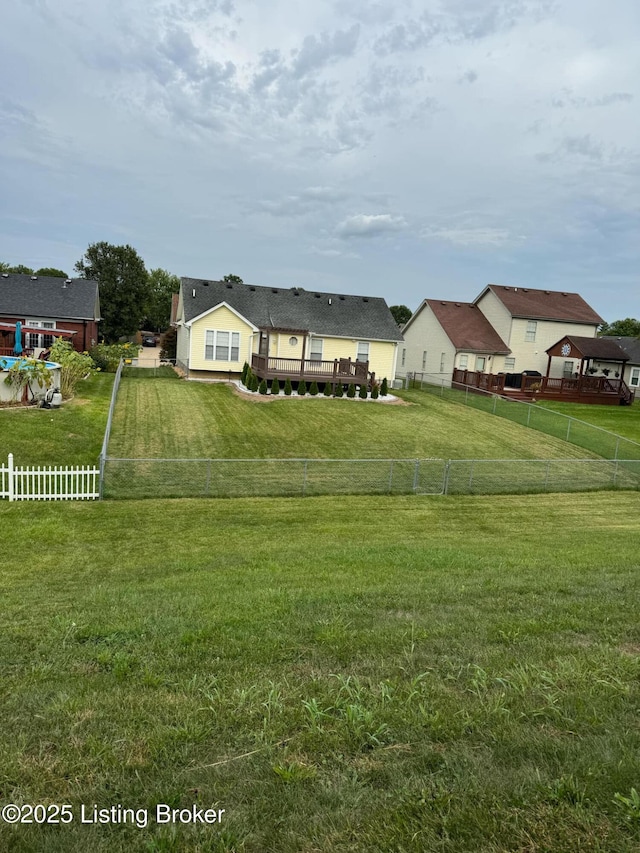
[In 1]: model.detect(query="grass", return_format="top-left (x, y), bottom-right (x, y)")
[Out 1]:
top-left (1, 493), bottom-right (640, 851)
top-left (108, 380), bottom-right (598, 461)
top-left (538, 399), bottom-right (640, 443)
top-left (0, 372), bottom-right (114, 465)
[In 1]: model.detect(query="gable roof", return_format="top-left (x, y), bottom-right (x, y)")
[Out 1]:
top-left (601, 335), bottom-right (640, 364)
top-left (422, 299), bottom-right (510, 353)
top-left (180, 278), bottom-right (404, 342)
top-left (547, 335), bottom-right (630, 361)
top-left (0, 274), bottom-right (101, 321)
top-left (476, 284), bottom-right (604, 325)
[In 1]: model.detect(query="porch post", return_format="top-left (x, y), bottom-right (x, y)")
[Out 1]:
top-left (300, 335), bottom-right (307, 377)
top-left (545, 354), bottom-right (552, 378)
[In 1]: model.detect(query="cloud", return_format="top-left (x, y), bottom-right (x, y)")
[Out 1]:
top-left (423, 226), bottom-right (513, 247)
top-left (292, 25), bottom-right (360, 78)
top-left (337, 214), bottom-right (408, 238)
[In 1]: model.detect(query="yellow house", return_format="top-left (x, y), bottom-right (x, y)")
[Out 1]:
top-left (175, 278), bottom-right (403, 388)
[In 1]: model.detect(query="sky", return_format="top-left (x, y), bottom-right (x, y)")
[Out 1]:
top-left (1, 0), bottom-right (638, 322)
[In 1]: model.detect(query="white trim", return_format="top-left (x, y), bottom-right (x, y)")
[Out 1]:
top-left (186, 301), bottom-right (259, 331)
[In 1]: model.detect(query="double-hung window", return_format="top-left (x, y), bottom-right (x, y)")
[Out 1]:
top-left (459, 354), bottom-right (468, 369)
top-left (631, 368), bottom-right (640, 387)
top-left (356, 341), bottom-right (369, 362)
top-left (310, 338), bottom-right (323, 361)
top-left (205, 330), bottom-right (239, 362)
top-left (525, 321), bottom-right (537, 342)
top-left (504, 357), bottom-right (515, 371)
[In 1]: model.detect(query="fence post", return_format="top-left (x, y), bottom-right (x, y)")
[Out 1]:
top-left (388, 460), bottom-right (394, 494)
top-left (8, 453), bottom-right (14, 502)
top-left (302, 460), bottom-right (308, 496)
top-left (566, 420), bottom-right (571, 442)
top-left (544, 461), bottom-right (551, 491)
top-left (612, 460), bottom-right (619, 488)
top-left (527, 406), bottom-right (531, 426)
top-left (468, 461), bottom-right (475, 492)
top-left (442, 460), bottom-right (450, 495)
top-left (614, 436), bottom-right (620, 461)
top-left (412, 459), bottom-right (420, 493)
top-left (465, 386), bottom-right (469, 405)
top-left (205, 459), bottom-right (212, 496)
top-left (492, 395), bottom-right (497, 414)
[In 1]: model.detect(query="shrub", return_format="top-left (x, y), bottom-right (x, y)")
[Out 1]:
top-left (359, 383), bottom-right (368, 399)
top-left (309, 380), bottom-right (319, 396)
top-left (90, 341), bottom-right (140, 372)
top-left (380, 377), bottom-right (388, 396)
top-left (297, 379), bottom-right (307, 396)
top-left (284, 377), bottom-right (293, 396)
top-left (271, 377), bottom-right (280, 395)
top-left (159, 326), bottom-right (177, 361)
top-left (250, 373), bottom-right (260, 392)
top-left (323, 382), bottom-right (332, 397)
top-left (241, 362), bottom-right (250, 384)
top-left (347, 383), bottom-right (356, 398)
top-left (243, 368), bottom-right (253, 389)
top-left (3, 358), bottom-right (53, 403)
top-left (258, 379), bottom-right (268, 395)
top-left (50, 338), bottom-right (95, 399)
top-left (371, 384), bottom-right (379, 400)
top-left (334, 382), bottom-right (343, 398)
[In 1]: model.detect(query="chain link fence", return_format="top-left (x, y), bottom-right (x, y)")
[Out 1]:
top-left (406, 373), bottom-right (640, 461)
top-left (101, 456), bottom-right (640, 500)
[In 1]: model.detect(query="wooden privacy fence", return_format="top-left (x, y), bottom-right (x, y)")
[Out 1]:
top-left (0, 454), bottom-right (100, 501)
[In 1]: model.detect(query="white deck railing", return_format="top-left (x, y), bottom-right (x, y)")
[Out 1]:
top-left (0, 454), bottom-right (100, 501)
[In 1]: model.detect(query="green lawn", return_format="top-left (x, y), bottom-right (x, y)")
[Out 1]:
top-left (108, 380), bottom-right (598, 461)
top-left (538, 399), bottom-right (640, 443)
top-left (1, 494), bottom-right (640, 852)
top-left (0, 372), bottom-right (114, 465)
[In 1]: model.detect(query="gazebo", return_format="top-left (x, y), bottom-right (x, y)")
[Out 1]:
top-left (545, 336), bottom-right (629, 379)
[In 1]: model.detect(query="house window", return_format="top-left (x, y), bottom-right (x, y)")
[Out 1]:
top-left (630, 368), bottom-right (639, 387)
top-left (310, 338), bottom-right (323, 361)
top-left (476, 356), bottom-right (486, 372)
top-left (289, 336), bottom-right (298, 347)
top-left (356, 341), bottom-right (369, 362)
top-left (525, 321), bottom-right (537, 342)
top-left (563, 361), bottom-right (574, 378)
top-left (26, 319), bottom-right (56, 350)
top-left (440, 353), bottom-right (446, 373)
top-left (504, 357), bottom-right (515, 371)
top-left (205, 330), bottom-right (240, 361)
top-left (459, 354), bottom-right (468, 369)
top-left (422, 350), bottom-right (427, 369)
top-left (401, 348), bottom-right (406, 367)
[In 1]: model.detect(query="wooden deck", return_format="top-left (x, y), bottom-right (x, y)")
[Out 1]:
top-left (452, 370), bottom-right (635, 406)
top-left (252, 354), bottom-right (374, 387)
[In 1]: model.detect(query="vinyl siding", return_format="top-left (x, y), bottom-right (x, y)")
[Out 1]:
top-left (508, 319), bottom-right (598, 377)
top-left (189, 305), bottom-right (255, 372)
top-left (475, 290), bottom-right (512, 343)
top-left (399, 303), bottom-right (456, 381)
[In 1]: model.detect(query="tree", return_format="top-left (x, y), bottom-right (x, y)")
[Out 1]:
top-left (222, 274), bottom-right (243, 284)
top-left (145, 268), bottom-right (180, 331)
top-left (35, 267), bottom-right (68, 278)
top-left (390, 305), bottom-right (412, 326)
top-left (75, 243), bottom-right (150, 342)
top-left (8, 264), bottom-right (34, 274)
top-left (598, 318), bottom-right (640, 338)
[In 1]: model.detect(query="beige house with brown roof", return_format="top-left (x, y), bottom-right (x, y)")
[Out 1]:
top-left (399, 284), bottom-right (604, 383)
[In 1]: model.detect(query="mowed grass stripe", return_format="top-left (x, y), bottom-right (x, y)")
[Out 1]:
top-left (108, 380), bottom-right (600, 460)
top-left (1, 493), bottom-right (640, 852)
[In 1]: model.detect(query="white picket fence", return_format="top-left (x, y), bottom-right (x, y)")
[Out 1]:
top-left (0, 454), bottom-right (100, 501)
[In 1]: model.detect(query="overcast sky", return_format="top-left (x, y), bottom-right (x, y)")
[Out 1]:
top-left (1, 0), bottom-right (638, 321)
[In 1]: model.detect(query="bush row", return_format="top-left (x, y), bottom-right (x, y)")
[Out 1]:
top-left (241, 363), bottom-right (388, 398)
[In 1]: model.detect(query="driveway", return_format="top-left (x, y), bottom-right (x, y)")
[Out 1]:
top-left (136, 345), bottom-right (162, 367)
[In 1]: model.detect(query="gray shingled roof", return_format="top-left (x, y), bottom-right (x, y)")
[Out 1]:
top-left (0, 274), bottom-right (100, 321)
top-left (601, 336), bottom-right (640, 365)
top-left (181, 278), bottom-right (404, 342)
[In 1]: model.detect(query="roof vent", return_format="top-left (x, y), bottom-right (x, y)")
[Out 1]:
top-left (328, 298), bottom-right (332, 305)
top-left (562, 292), bottom-right (568, 296)
top-left (65, 278), bottom-right (72, 284)
top-left (363, 297), bottom-right (369, 303)
top-left (272, 288), bottom-right (279, 294)
top-left (522, 288), bottom-right (528, 292)
top-left (544, 290), bottom-right (550, 294)
top-left (293, 290), bottom-right (300, 296)
top-left (339, 296), bottom-right (345, 300)
top-left (192, 289), bottom-right (196, 298)
top-left (441, 301), bottom-right (447, 305)
top-left (30, 275), bottom-right (38, 280)
top-left (314, 293), bottom-right (321, 298)
top-left (226, 283), bottom-right (233, 288)
top-left (249, 286), bottom-right (256, 291)
top-left (455, 302), bottom-right (461, 307)
top-left (2, 273), bottom-right (9, 278)
top-left (202, 281), bottom-right (209, 286)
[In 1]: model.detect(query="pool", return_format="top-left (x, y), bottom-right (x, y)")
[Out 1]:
top-left (0, 356), bottom-right (62, 403)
